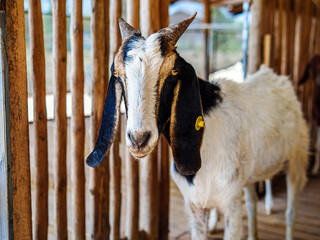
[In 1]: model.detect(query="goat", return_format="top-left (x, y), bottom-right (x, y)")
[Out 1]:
top-left (86, 14), bottom-right (309, 240)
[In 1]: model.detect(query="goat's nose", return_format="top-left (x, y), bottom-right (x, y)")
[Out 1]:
top-left (128, 130), bottom-right (151, 149)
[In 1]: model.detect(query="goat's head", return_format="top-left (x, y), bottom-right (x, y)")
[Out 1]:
top-left (86, 13), bottom-right (204, 175)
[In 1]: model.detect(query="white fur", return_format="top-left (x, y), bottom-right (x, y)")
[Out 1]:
top-left (171, 66), bottom-right (309, 240)
top-left (125, 33), bottom-right (163, 157)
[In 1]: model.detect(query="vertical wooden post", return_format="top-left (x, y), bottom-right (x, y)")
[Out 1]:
top-left (140, 1), bottom-right (160, 239)
top-left (28, 0), bottom-right (48, 239)
top-left (203, 0), bottom-right (210, 80)
top-left (158, 1), bottom-right (170, 239)
top-left (52, 0), bottom-right (68, 238)
top-left (101, 0), bottom-right (111, 238)
top-left (0, 7), bottom-right (13, 239)
top-left (273, 0), bottom-right (282, 73)
top-left (110, 1), bottom-right (122, 239)
top-left (293, 0), bottom-right (311, 88)
top-left (280, 0), bottom-right (290, 75)
top-left (71, 0), bottom-right (85, 239)
top-left (90, 0), bottom-right (107, 239)
top-left (6, 0), bottom-right (32, 239)
top-left (247, 0), bottom-right (263, 75)
top-left (140, 0), bottom-right (160, 36)
top-left (125, 1), bottom-right (140, 239)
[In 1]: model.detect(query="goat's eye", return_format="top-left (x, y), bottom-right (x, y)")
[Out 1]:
top-left (113, 70), bottom-right (119, 78)
top-left (171, 69), bottom-right (179, 76)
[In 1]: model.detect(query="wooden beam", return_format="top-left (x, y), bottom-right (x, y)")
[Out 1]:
top-left (90, 0), bottom-right (108, 239)
top-left (70, 0), bottom-right (85, 239)
top-left (280, 0), bottom-right (289, 75)
top-left (27, 0), bottom-right (48, 239)
top-left (6, 0), bottom-right (32, 239)
top-left (125, 1), bottom-right (140, 239)
top-left (52, 0), bottom-right (68, 238)
top-left (0, 8), bottom-right (13, 240)
top-left (160, 0), bottom-right (170, 28)
top-left (101, 0), bottom-right (111, 238)
top-left (158, 2), bottom-right (170, 240)
top-left (140, 0), bottom-right (160, 36)
top-left (203, 0), bottom-right (210, 80)
top-left (247, 0), bottom-right (263, 75)
top-left (158, 136), bottom-right (170, 240)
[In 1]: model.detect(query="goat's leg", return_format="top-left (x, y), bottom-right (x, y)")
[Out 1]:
top-left (186, 203), bottom-right (209, 240)
top-left (286, 173), bottom-right (299, 240)
top-left (223, 197), bottom-right (242, 240)
top-left (264, 179), bottom-right (274, 215)
top-left (208, 208), bottom-right (219, 232)
top-left (311, 126), bottom-right (320, 176)
top-left (244, 184), bottom-right (258, 240)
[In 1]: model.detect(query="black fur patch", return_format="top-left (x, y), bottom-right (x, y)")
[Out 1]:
top-left (158, 35), bottom-right (168, 57)
top-left (173, 161), bottom-right (195, 185)
top-left (86, 75), bottom-right (120, 167)
top-left (123, 33), bottom-right (144, 63)
top-left (198, 78), bottom-right (223, 116)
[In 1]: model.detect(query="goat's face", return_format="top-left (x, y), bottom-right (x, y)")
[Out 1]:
top-left (86, 13), bottom-right (204, 176)
top-left (113, 32), bottom-right (179, 158)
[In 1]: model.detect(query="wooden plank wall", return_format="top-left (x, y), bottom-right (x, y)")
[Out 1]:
top-left (248, 0), bottom-right (320, 161)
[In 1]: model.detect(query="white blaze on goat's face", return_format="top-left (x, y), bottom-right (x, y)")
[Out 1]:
top-left (116, 33), bottom-right (165, 158)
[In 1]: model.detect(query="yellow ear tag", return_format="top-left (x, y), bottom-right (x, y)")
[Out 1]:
top-left (195, 116), bottom-right (205, 130)
top-left (114, 71), bottom-right (119, 78)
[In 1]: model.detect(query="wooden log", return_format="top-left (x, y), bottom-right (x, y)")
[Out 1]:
top-left (159, 0), bottom-right (170, 28)
top-left (140, 149), bottom-right (159, 240)
top-left (125, 1), bottom-right (140, 239)
top-left (90, 0), bottom-right (107, 239)
top-left (0, 8), bottom-right (13, 239)
top-left (247, 0), bottom-right (263, 75)
top-left (280, 0), bottom-right (290, 75)
top-left (158, 2), bottom-right (170, 240)
top-left (70, 0), bottom-right (85, 239)
top-left (140, 0), bottom-right (160, 37)
top-left (140, 1), bottom-right (160, 238)
top-left (110, 0), bottom-right (122, 57)
top-left (263, 34), bottom-right (272, 67)
top-left (6, 1), bottom-right (32, 239)
top-left (110, 1), bottom-right (122, 239)
top-left (158, 136), bottom-right (170, 240)
top-left (101, 0), bottom-right (111, 238)
top-left (203, 0), bottom-right (210, 80)
top-left (52, 0), bottom-right (68, 238)
top-left (273, 0), bottom-right (282, 73)
top-left (314, 6), bottom-right (320, 54)
top-left (27, 0), bottom-right (48, 239)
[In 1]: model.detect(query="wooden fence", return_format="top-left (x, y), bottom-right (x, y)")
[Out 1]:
top-left (3, 0), bottom-right (171, 239)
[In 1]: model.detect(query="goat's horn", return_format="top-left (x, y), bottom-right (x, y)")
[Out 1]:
top-left (158, 12), bottom-right (197, 46)
top-left (118, 18), bottom-right (141, 40)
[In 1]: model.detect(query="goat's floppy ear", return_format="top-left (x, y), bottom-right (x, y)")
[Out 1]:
top-left (158, 12), bottom-right (196, 46)
top-left (118, 18), bottom-right (141, 40)
top-left (86, 75), bottom-right (123, 167)
top-left (170, 63), bottom-right (204, 176)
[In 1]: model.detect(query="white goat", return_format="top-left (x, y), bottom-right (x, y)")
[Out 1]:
top-left (86, 14), bottom-right (309, 240)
